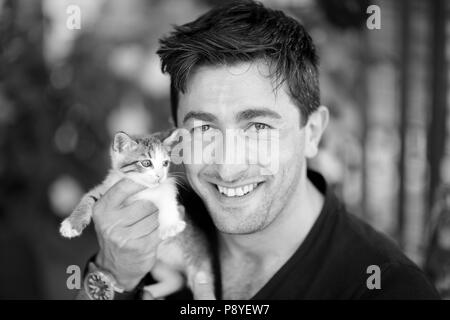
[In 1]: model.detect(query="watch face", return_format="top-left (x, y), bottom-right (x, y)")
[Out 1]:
top-left (85, 271), bottom-right (115, 300)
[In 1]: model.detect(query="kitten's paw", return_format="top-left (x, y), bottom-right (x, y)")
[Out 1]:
top-left (59, 220), bottom-right (81, 238)
top-left (159, 221), bottom-right (186, 240)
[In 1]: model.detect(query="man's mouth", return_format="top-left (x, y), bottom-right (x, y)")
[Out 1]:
top-left (213, 182), bottom-right (264, 198)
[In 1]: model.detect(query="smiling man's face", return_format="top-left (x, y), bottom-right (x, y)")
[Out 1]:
top-left (177, 61), bottom-right (309, 234)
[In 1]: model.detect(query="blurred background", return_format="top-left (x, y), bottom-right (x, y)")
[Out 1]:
top-left (1, 0), bottom-right (450, 299)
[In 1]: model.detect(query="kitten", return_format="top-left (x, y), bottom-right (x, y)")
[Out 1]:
top-left (59, 130), bottom-right (186, 240)
top-left (60, 130), bottom-right (214, 299)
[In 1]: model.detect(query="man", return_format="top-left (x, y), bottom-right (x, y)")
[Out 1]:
top-left (79, 0), bottom-right (439, 299)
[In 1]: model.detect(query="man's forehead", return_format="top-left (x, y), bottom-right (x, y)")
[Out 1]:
top-left (177, 61), bottom-right (292, 120)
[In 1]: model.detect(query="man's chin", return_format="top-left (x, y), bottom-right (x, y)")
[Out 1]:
top-left (195, 180), bottom-right (271, 233)
top-left (207, 205), bottom-right (267, 235)
top-left (214, 221), bottom-right (262, 235)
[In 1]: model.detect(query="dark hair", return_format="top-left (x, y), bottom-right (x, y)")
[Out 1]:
top-left (157, 0), bottom-right (320, 125)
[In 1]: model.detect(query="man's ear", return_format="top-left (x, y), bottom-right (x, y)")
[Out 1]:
top-left (112, 131), bottom-right (137, 153)
top-left (304, 106), bottom-right (329, 158)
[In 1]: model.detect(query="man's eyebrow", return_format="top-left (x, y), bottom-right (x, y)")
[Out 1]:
top-left (236, 108), bottom-right (282, 122)
top-left (182, 111), bottom-right (218, 124)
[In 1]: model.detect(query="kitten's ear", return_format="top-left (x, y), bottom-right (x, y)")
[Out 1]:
top-left (112, 131), bottom-right (137, 153)
top-left (162, 129), bottom-right (180, 149)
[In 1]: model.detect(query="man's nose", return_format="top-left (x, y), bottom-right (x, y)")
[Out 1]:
top-left (215, 163), bottom-right (248, 183)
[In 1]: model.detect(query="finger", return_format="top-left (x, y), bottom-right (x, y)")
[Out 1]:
top-left (121, 200), bottom-right (158, 225)
top-left (100, 179), bottom-right (145, 209)
top-left (143, 264), bottom-right (184, 299)
top-left (141, 289), bottom-right (156, 300)
top-left (142, 281), bottom-right (181, 300)
top-left (177, 205), bottom-right (186, 219)
top-left (129, 225), bottom-right (162, 247)
top-left (192, 271), bottom-right (216, 300)
top-left (124, 213), bottom-right (159, 239)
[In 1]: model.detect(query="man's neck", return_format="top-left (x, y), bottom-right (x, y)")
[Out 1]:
top-left (218, 168), bottom-right (325, 274)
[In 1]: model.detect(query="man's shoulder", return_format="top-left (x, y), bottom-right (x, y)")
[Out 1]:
top-left (360, 261), bottom-right (440, 299)
top-left (335, 210), bottom-right (410, 266)
top-left (326, 208), bottom-right (440, 299)
top-left (310, 171), bottom-right (415, 269)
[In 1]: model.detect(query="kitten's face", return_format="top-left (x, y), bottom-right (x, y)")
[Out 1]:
top-left (111, 131), bottom-right (177, 187)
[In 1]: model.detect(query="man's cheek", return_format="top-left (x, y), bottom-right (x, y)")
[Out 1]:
top-left (263, 140), bottom-right (297, 177)
top-left (184, 165), bottom-right (201, 188)
top-left (185, 162), bottom-right (202, 176)
top-left (274, 142), bottom-right (301, 175)
top-left (187, 164), bottom-right (212, 194)
top-left (247, 130), bottom-right (282, 176)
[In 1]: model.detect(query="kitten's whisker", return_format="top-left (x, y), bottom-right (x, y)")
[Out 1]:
top-left (169, 172), bottom-right (186, 176)
top-left (173, 179), bottom-right (190, 191)
top-left (169, 173), bottom-right (187, 179)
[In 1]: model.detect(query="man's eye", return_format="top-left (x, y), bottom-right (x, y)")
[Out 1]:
top-left (192, 124), bottom-right (211, 133)
top-left (250, 123), bottom-right (271, 131)
top-left (140, 160), bottom-right (153, 167)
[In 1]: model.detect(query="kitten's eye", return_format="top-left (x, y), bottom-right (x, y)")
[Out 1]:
top-left (162, 160), bottom-right (169, 167)
top-left (140, 160), bottom-right (153, 168)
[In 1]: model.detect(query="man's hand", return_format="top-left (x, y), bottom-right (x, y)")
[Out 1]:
top-left (141, 270), bottom-right (216, 300)
top-left (92, 179), bottom-right (161, 291)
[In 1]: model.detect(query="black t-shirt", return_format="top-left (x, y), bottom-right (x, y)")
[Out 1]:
top-left (173, 169), bottom-right (440, 300)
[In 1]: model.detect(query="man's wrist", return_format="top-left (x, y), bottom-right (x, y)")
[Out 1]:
top-left (82, 257), bottom-right (141, 300)
top-left (94, 254), bottom-right (141, 291)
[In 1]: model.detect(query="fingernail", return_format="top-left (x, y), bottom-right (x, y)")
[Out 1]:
top-left (142, 287), bottom-right (155, 300)
top-left (196, 272), bottom-right (208, 284)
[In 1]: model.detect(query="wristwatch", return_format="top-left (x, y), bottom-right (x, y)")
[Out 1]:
top-left (84, 262), bottom-right (126, 300)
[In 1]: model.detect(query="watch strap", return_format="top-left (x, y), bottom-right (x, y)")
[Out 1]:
top-left (82, 254), bottom-right (150, 300)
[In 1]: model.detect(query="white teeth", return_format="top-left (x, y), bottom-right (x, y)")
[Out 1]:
top-left (217, 183), bottom-right (260, 197)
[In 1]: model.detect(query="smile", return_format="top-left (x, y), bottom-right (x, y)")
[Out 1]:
top-left (214, 182), bottom-right (262, 198)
